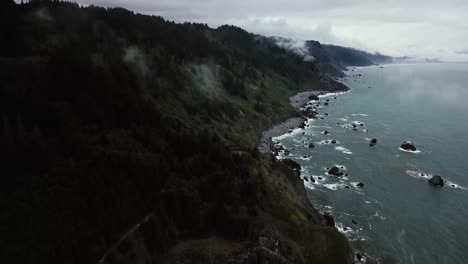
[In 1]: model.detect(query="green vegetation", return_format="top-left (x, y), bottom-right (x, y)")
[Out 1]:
top-left (0, 1), bottom-right (351, 263)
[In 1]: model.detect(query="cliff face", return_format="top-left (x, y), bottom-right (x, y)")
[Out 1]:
top-left (99, 155), bottom-right (353, 264)
top-left (1, 1), bottom-right (353, 263)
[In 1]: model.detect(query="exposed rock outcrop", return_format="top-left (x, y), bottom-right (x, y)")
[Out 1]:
top-left (328, 166), bottom-right (344, 176)
top-left (428, 175), bottom-right (444, 187)
top-left (323, 212), bottom-right (336, 227)
top-left (282, 159), bottom-right (302, 177)
top-left (400, 141), bottom-right (417, 151)
top-left (282, 159), bottom-right (301, 171)
top-left (308, 94), bottom-right (320, 101)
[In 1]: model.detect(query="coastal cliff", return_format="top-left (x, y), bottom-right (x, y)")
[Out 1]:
top-left (98, 154), bottom-right (353, 264)
top-left (1, 1), bottom-right (353, 263)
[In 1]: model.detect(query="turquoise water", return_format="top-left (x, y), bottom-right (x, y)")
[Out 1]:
top-left (274, 63), bottom-right (468, 263)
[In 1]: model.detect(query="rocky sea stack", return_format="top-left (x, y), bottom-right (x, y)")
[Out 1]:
top-left (428, 176), bottom-right (444, 187)
top-left (401, 141), bottom-right (417, 151)
top-left (328, 166), bottom-right (344, 176)
top-left (308, 94), bottom-right (320, 101)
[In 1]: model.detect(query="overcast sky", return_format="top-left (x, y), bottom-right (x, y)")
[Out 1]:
top-left (64, 1), bottom-right (468, 61)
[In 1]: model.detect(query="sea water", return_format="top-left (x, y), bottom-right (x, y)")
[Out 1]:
top-left (273, 63), bottom-right (468, 263)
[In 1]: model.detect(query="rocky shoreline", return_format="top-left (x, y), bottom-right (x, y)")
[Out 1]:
top-left (258, 86), bottom-right (383, 264)
top-left (259, 90), bottom-right (348, 154)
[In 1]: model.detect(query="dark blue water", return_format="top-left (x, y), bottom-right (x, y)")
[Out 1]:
top-left (274, 63), bottom-right (468, 263)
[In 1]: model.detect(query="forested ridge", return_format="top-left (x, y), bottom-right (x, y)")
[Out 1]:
top-left (0, 1), bottom-right (352, 263)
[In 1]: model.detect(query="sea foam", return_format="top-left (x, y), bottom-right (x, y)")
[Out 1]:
top-left (335, 146), bottom-right (353, 154)
top-left (399, 147), bottom-right (422, 154)
top-left (352, 113), bottom-right (369, 117)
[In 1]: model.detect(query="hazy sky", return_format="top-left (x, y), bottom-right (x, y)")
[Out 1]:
top-left (64, 1), bottom-right (468, 61)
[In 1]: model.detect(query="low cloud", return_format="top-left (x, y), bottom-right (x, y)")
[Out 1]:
top-left (123, 46), bottom-right (148, 75)
top-left (74, 0), bottom-right (468, 61)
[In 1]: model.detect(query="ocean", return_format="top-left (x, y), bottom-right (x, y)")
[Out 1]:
top-left (273, 63), bottom-right (468, 263)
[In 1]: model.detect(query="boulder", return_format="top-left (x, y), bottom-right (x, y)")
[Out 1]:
top-left (308, 143), bottom-right (315, 148)
top-left (331, 140), bottom-right (337, 144)
top-left (324, 102), bottom-right (329, 106)
top-left (308, 94), bottom-right (320, 100)
top-left (310, 177), bottom-right (316, 183)
top-left (272, 144), bottom-right (284, 153)
top-left (357, 182), bottom-right (364, 188)
top-left (303, 177), bottom-right (309, 182)
top-left (328, 166), bottom-right (344, 176)
top-left (323, 131), bottom-right (330, 135)
top-left (302, 109), bottom-right (319, 119)
top-left (428, 175), bottom-right (444, 187)
top-left (401, 141), bottom-right (417, 151)
top-left (323, 212), bottom-right (335, 227)
top-left (352, 220), bottom-right (358, 225)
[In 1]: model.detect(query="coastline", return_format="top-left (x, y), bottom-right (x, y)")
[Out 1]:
top-left (256, 85), bottom-right (381, 263)
top-left (259, 90), bottom-right (350, 153)
top-left (259, 76), bottom-right (389, 263)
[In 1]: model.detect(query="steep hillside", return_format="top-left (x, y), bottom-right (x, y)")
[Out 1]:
top-left (266, 36), bottom-right (394, 75)
top-left (322, 44), bottom-right (393, 67)
top-left (0, 1), bottom-right (352, 263)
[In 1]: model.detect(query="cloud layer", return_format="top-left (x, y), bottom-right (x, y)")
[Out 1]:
top-left (69, 0), bottom-right (468, 61)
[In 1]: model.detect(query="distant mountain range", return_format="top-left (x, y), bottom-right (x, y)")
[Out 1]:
top-left (265, 36), bottom-right (441, 73)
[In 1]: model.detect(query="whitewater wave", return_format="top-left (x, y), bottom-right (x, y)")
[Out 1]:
top-left (272, 128), bottom-right (303, 140)
top-left (297, 156), bottom-right (312, 161)
top-left (352, 121), bottom-right (365, 126)
top-left (352, 113), bottom-right (369, 117)
top-left (312, 175), bottom-right (326, 182)
top-left (406, 170), bottom-right (467, 190)
top-left (318, 90), bottom-right (350, 98)
top-left (303, 180), bottom-right (315, 190)
top-left (323, 183), bottom-right (341, 190)
top-left (399, 147), bottom-right (422, 154)
top-left (335, 146), bottom-right (353, 154)
top-left (336, 223), bottom-right (354, 234)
